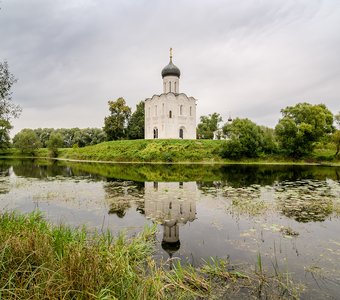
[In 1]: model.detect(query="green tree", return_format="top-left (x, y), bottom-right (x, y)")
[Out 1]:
top-left (103, 98), bottom-right (131, 140)
top-left (221, 118), bottom-right (270, 159)
top-left (127, 101), bottom-right (145, 139)
top-left (333, 112), bottom-right (340, 157)
top-left (335, 112), bottom-right (340, 128)
top-left (33, 128), bottom-right (55, 147)
top-left (333, 131), bottom-right (340, 157)
top-left (275, 103), bottom-right (334, 157)
top-left (0, 61), bottom-right (21, 148)
top-left (260, 126), bottom-right (278, 154)
top-left (0, 119), bottom-right (12, 149)
top-left (197, 113), bottom-right (222, 139)
top-left (47, 133), bottom-right (64, 157)
top-left (13, 129), bottom-right (42, 155)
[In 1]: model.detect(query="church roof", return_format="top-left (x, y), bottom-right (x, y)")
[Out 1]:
top-left (145, 92), bottom-right (197, 102)
top-left (161, 60), bottom-right (181, 78)
top-left (161, 48), bottom-right (181, 78)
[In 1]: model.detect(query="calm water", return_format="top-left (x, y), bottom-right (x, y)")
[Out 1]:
top-left (0, 159), bottom-right (340, 299)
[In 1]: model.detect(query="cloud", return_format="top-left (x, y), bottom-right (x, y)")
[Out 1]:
top-left (1, 0), bottom-right (339, 134)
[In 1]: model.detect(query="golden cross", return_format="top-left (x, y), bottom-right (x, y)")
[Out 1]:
top-left (170, 47), bottom-right (173, 60)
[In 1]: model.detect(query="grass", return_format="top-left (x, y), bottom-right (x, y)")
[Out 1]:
top-left (59, 139), bottom-right (225, 163)
top-left (0, 211), bottom-right (303, 299)
top-left (1, 139), bottom-right (340, 164)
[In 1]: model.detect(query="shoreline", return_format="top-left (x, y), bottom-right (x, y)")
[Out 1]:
top-left (1, 154), bottom-right (340, 167)
top-left (0, 155), bottom-right (340, 167)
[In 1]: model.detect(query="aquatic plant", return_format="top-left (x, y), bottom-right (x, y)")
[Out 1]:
top-left (275, 180), bottom-right (337, 222)
top-left (0, 211), bottom-right (303, 299)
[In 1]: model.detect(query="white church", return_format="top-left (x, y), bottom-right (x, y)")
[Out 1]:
top-left (145, 49), bottom-right (197, 139)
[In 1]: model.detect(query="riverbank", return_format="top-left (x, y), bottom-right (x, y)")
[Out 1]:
top-left (1, 139), bottom-right (339, 165)
top-left (0, 211), bottom-right (302, 299)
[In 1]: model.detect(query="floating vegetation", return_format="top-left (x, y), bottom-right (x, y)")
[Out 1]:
top-left (275, 180), bottom-right (337, 222)
top-left (223, 185), bottom-right (269, 216)
top-left (280, 226), bottom-right (299, 237)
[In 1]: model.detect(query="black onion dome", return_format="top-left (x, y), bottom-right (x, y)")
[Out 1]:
top-left (161, 60), bottom-right (181, 78)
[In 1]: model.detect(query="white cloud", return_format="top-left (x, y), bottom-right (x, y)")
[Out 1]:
top-left (1, 0), bottom-right (339, 134)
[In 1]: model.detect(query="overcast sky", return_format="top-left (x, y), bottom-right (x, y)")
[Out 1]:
top-left (1, 0), bottom-right (339, 134)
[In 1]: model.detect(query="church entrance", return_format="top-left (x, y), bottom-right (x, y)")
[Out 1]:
top-left (153, 128), bottom-right (158, 139)
top-left (179, 128), bottom-right (184, 139)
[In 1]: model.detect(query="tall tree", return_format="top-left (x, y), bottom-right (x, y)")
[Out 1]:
top-left (0, 61), bottom-right (21, 148)
top-left (197, 113), bottom-right (222, 139)
top-left (13, 129), bottom-right (41, 155)
top-left (127, 101), bottom-right (145, 139)
top-left (47, 132), bottom-right (64, 157)
top-left (275, 103), bottom-right (334, 157)
top-left (103, 98), bottom-right (131, 140)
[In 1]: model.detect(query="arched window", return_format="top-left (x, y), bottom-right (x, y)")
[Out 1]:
top-left (162, 103), bottom-right (164, 115)
top-left (189, 106), bottom-right (192, 116)
top-left (174, 82), bottom-right (177, 93)
top-left (179, 128), bottom-right (184, 139)
top-left (169, 81), bottom-right (172, 92)
top-left (180, 105), bottom-right (183, 115)
top-left (148, 107), bottom-right (151, 117)
top-left (169, 111), bottom-right (172, 118)
top-left (153, 128), bottom-right (158, 139)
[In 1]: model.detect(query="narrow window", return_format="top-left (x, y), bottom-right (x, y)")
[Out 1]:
top-left (162, 103), bottom-right (164, 114)
top-left (148, 107), bottom-right (151, 116)
top-left (169, 81), bottom-right (171, 92)
top-left (169, 202), bottom-right (172, 209)
top-left (179, 128), bottom-right (183, 139)
top-left (153, 128), bottom-right (158, 139)
top-left (174, 82), bottom-right (177, 93)
top-left (155, 105), bottom-right (157, 116)
top-left (169, 111), bottom-right (172, 118)
top-left (189, 106), bottom-right (192, 116)
top-left (153, 182), bottom-right (158, 190)
top-left (180, 105), bottom-right (183, 115)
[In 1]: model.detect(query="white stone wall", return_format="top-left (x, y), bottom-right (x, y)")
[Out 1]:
top-left (163, 76), bottom-right (179, 93)
top-left (145, 93), bottom-right (197, 139)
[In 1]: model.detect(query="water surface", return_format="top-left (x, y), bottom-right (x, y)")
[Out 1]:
top-left (0, 159), bottom-right (339, 299)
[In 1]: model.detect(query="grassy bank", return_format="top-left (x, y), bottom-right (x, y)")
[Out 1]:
top-left (0, 212), bottom-right (302, 299)
top-left (60, 139), bottom-right (225, 163)
top-left (1, 139), bottom-right (339, 164)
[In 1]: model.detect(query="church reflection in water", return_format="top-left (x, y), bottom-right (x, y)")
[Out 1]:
top-left (144, 182), bottom-right (197, 260)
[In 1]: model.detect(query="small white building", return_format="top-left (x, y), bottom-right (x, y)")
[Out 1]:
top-left (145, 49), bottom-right (197, 139)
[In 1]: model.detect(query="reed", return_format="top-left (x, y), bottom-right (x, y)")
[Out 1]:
top-left (0, 212), bottom-right (303, 299)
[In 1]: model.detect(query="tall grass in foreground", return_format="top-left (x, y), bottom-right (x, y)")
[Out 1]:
top-left (0, 212), bottom-right (303, 299)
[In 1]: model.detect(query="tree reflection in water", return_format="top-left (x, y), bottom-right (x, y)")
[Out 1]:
top-left (104, 180), bottom-right (145, 218)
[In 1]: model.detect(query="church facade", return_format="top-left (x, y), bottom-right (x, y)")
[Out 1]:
top-left (145, 49), bottom-right (197, 139)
